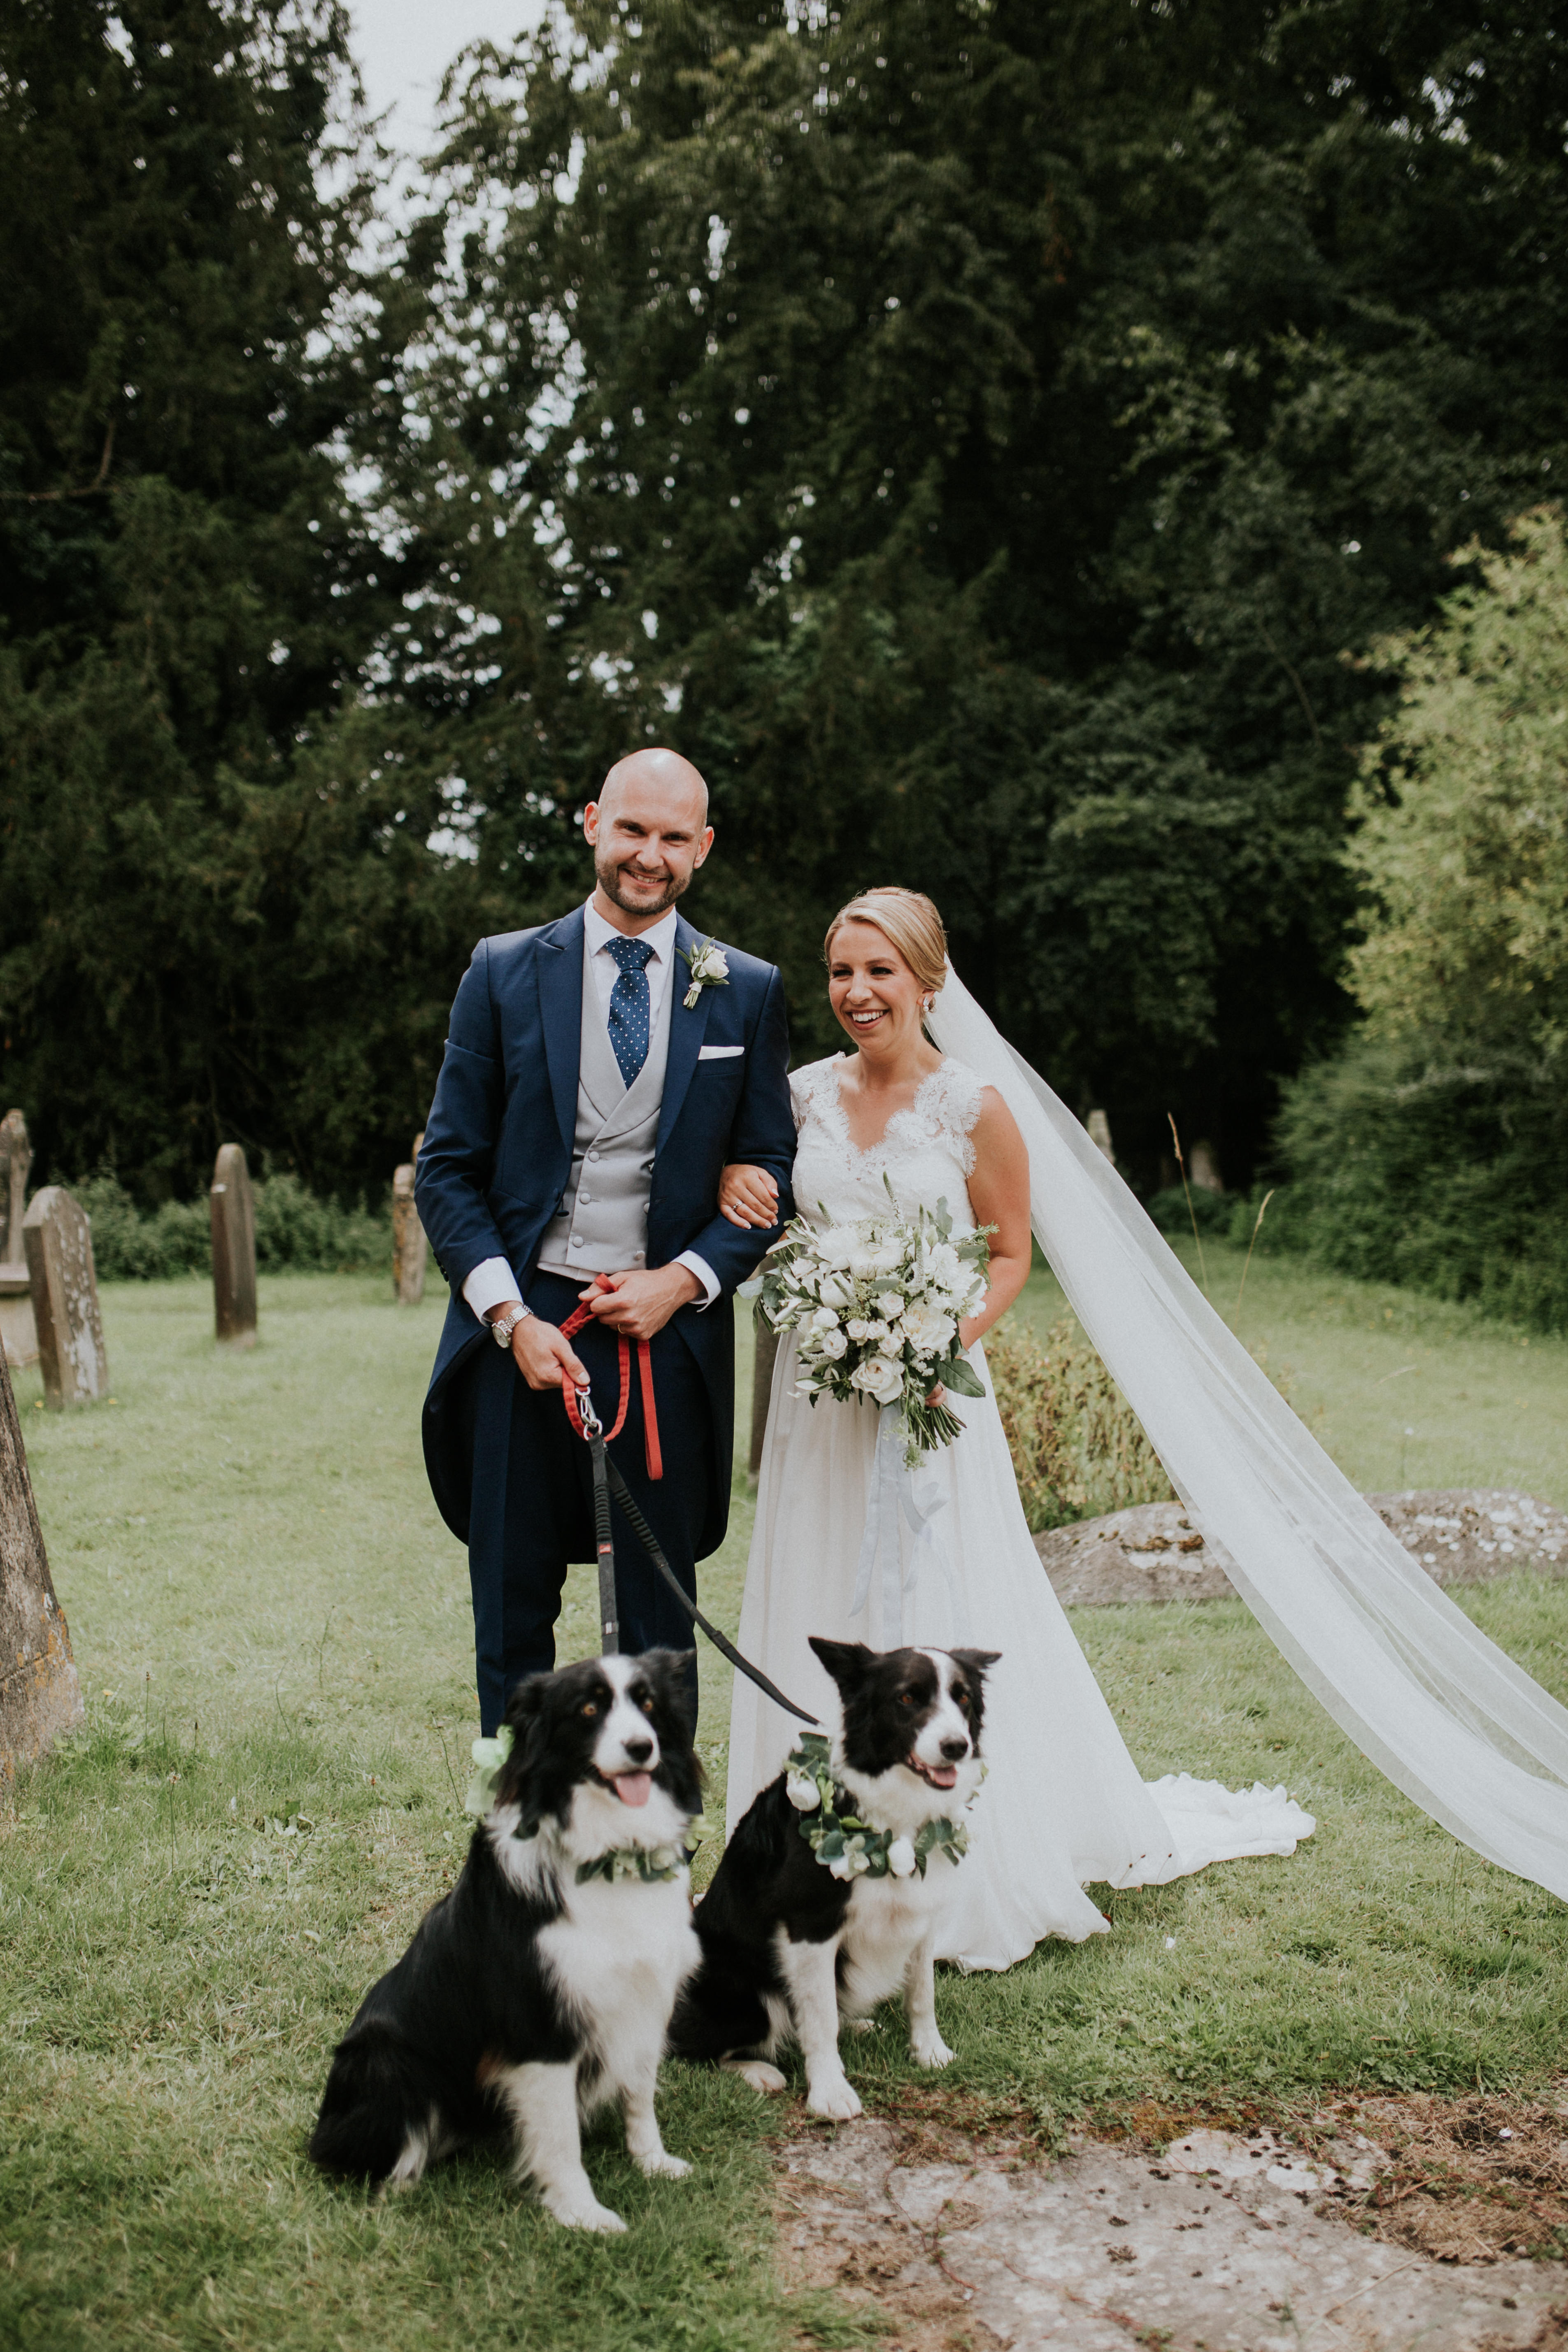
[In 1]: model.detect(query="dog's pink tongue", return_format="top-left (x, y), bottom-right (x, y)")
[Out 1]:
top-left (614, 1772), bottom-right (653, 1808)
top-left (928, 1765), bottom-right (958, 1789)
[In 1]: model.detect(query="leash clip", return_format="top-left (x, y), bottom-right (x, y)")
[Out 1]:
top-left (574, 1382), bottom-right (603, 1440)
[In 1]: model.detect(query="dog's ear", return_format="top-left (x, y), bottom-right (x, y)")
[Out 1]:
top-left (640, 1650), bottom-right (703, 1815)
top-left (498, 1675), bottom-right (552, 1838)
top-left (809, 1637), bottom-right (875, 1694)
top-left (949, 1648), bottom-right (1001, 1683)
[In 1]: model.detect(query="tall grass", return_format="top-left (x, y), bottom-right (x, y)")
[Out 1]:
top-left (986, 1314), bottom-right (1174, 1529)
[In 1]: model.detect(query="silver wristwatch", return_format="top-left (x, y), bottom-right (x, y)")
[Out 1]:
top-left (491, 1302), bottom-right (533, 1348)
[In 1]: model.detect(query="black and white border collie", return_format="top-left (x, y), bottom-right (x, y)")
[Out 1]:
top-left (669, 1639), bottom-right (998, 2119)
top-left (309, 1651), bottom-right (702, 2231)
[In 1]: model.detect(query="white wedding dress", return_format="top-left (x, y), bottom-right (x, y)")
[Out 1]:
top-left (726, 1054), bottom-right (1313, 1972)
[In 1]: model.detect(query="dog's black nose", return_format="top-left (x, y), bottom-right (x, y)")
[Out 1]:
top-left (623, 1736), bottom-right (654, 1766)
top-left (940, 1736), bottom-right (970, 1763)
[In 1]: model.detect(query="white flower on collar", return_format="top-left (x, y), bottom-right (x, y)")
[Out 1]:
top-left (679, 935), bottom-right (730, 1010)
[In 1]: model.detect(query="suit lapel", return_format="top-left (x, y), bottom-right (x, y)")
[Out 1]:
top-left (537, 905), bottom-right (586, 1159)
top-left (656, 914), bottom-right (712, 1154)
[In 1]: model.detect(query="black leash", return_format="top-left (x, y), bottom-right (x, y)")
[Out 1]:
top-left (575, 1382), bottom-right (820, 1727)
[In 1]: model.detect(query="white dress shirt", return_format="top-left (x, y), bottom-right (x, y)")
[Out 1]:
top-left (462, 899), bottom-right (719, 1323)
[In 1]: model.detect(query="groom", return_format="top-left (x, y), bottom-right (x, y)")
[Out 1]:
top-left (414, 749), bottom-right (796, 1733)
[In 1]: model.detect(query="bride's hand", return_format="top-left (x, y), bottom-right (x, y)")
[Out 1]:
top-left (925, 1383), bottom-right (946, 1408)
top-left (719, 1163), bottom-right (779, 1229)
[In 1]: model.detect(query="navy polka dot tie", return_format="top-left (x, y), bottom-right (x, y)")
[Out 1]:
top-left (605, 936), bottom-right (655, 1088)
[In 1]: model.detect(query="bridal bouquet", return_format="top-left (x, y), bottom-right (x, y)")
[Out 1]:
top-left (743, 1189), bottom-right (992, 1464)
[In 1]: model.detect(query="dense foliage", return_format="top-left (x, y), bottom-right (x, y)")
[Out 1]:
top-left (2, 0), bottom-right (1566, 1207)
top-left (1245, 508), bottom-right (1568, 1331)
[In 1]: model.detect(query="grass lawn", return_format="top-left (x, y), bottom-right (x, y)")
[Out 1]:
top-left (4, 1255), bottom-right (1568, 2350)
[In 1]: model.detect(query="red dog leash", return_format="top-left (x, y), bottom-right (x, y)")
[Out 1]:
top-left (558, 1274), bottom-right (663, 1481)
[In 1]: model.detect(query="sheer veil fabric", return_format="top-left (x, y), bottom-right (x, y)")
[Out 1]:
top-left (926, 966), bottom-right (1568, 1903)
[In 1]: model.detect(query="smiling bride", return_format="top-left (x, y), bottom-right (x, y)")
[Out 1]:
top-left (715, 887), bottom-right (1314, 1973)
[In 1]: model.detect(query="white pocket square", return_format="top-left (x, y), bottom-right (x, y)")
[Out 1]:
top-left (697, 1044), bottom-right (744, 1060)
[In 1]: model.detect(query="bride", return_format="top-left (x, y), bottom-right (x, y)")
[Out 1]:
top-left (715, 887), bottom-right (1312, 1973)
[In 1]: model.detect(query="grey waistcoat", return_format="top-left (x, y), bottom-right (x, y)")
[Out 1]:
top-left (536, 932), bottom-right (673, 1279)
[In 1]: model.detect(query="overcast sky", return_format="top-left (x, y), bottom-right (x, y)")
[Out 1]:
top-left (347, 0), bottom-right (547, 154)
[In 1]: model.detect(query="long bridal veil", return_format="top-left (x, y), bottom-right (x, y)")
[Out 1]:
top-left (927, 965), bottom-right (1568, 1903)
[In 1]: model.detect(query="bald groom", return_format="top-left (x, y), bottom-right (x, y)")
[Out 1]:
top-left (414, 751), bottom-right (797, 1731)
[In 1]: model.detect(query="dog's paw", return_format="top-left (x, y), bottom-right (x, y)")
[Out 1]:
top-left (543, 2189), bottom-right (628, 2233)
top-left (635, 2149), bottom-right (691, 2180)
top-left (806, 2076), bottom-right (863, 2122)
top-left (911, 2031), bottom-right (955, 2070)
top-left (725, 2059), bottom-right (787, 2097)
top-left (842, 2017), bottom-right (875, 2036)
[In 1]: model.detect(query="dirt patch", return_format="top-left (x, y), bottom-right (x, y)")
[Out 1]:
top-left (774, 2090), bottom-right (1568, 2351)
top-left (1035, 1489), bottom-right (1568, 1607)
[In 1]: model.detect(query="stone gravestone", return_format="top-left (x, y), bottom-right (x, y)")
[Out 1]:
top-left (210, 1144), bottom-right (258, 1348)
top-left (21, 1187), bottom-right (109, 1409)
top-left (0, 1108), bottom-right (38, 1369)
top-left (1189, 1139), bottom-right (1224, 1195)
top-left (749, 1320), bottom-right (780, 1481)
top-left (0, 1341), bottom-right (83, 1781)
top-left (392, 1129), bottom-right (428, 1305)
top-left (1086, 1110), bottom-right (1116, 1167)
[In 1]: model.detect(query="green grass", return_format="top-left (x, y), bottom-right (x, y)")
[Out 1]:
top-left (4, 1261), bottom-right (1568, 2348)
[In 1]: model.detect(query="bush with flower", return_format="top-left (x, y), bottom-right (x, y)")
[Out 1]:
top-left (743, 1186), bottom-right (993, 1464)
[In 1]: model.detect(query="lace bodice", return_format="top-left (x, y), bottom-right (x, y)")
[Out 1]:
top-left (789, 1055), bottom-right (986, 1232)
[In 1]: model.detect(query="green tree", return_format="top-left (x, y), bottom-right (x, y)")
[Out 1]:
top-left (0, 0), bottom-right (475, 1198)
top-left (1262, 507), bottom-right (1568, 1327)
top-left (383, 0), bottom-right (1568, 1179)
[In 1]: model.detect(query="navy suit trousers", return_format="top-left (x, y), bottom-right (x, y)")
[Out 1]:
top-left (462, 1271), bottom-right (711, 1733)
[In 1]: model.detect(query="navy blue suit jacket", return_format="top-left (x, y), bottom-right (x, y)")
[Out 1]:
top-left (414, 905), bottom-right (796, 1553)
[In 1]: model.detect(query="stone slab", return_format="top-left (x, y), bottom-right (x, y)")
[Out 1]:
top-left (1036, 1489), bottom-right (1568, 1606)
top-left (210, 1143), bottom-right (257, 1347)
top-left (777, 2116), bottom-right (1568, 2351)
top-left (22, 1186), bottom-right (108, 1408)
top-left (0, 1264), bottom-right (39, 1370)
top-left (0, 1341), bottom-right (83, 1780)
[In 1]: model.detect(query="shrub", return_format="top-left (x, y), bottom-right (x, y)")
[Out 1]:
top-left (1145, 1184), bottom-right (1234, 1239)
top-left (986, 1314), bottom-right (1175, 1531)
top-left (73, 1173), bottom-right (393, 1282)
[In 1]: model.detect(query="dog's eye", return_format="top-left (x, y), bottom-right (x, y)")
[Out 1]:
top-left (897, 1691), bottom-right (915, 1708)
top-left (639, 1696), bottom-right (656, 1716)
top-left (580, 1702), bottom-right (599, 1719)
top-left (954, 1687), bottom-right (971, 1710)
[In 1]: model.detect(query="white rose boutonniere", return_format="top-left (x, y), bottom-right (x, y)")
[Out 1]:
top-left (679, 935), bottom-right (730, 1010)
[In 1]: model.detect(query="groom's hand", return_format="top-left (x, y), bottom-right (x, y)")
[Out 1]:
top-left (582, 1264), bottom-right (701, 1340)
top-left (494, 1310), bottom-right (591, 1394)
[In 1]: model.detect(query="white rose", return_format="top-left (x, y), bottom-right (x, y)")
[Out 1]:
top-left (786, 1770), bottom-right (821, 1812)
top-left (900, 1300), bottom-right (956, 1354)
top-left (817, 1327), bottom-right (848, 1359)
top-left (886, 1836), bottom-right (917, 1879)
top-left (845, 1318), bottom-right (872, 1342)
top-left (875, 1291), bottom-right (906, 1319)
top-left (812, 1306), bottom-right (841, 1331)
top-left (850, 1354), bottom-right (905, 1405)
top-left (817, 1271), bottom-right (854, 1309)
top-left (863, 1320), bottom-right (891, 1344)
top-left (850, 1240), bottom-right (903, 1280)
top-left (816, 1225), bottom-right (859, 1269)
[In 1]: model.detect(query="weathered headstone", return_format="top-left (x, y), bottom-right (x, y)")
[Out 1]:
top-left (21, 1187), bottom-right (108, 1408)
top-left (749, 1320), bottom-right (780, 1480)
top-left (210, 1143), bottom-right (257, 1348)
top-left (0, 1109), bottom-right (38, 1370)
top-left (1086, 1109), bottom-right (1116, 1167)
top-left (0, 1342), bottom-right (83, 1781)
top-left (393, 1129), bottom-right (428, 1305)
top-left (1189, 1138), bottom-right (1224, 1195)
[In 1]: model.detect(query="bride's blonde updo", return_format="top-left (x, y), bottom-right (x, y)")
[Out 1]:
top-left (823, 887), bottom-right (948, 997)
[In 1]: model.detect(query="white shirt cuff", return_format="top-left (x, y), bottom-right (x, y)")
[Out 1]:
top-left (675, 1250), bottom-right (720, 1310)
top-left (463, 1256), bottom-right (523, 1325)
